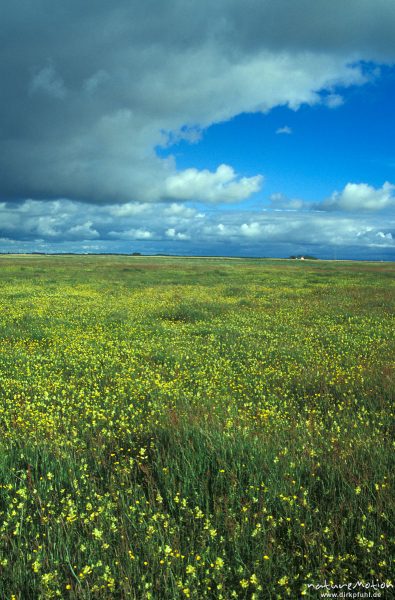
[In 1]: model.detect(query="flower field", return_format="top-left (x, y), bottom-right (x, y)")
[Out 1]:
top-left (0, 255), bottom-right (393, 599)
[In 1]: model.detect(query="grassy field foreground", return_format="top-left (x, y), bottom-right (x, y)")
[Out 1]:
top-left (0, 256), bottom-right (393, 599)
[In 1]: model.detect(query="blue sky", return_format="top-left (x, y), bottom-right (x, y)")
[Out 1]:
top-left (1, 1), bottom-right (395, 259)
top-left (160, 65), bottom-right (395, 204)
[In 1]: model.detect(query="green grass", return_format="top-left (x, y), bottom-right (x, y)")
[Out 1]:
top-left (0, 256), bottom-right (393, 599)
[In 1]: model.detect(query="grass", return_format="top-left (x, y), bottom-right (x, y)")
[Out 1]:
top-left (0, 255), bottom-right (393, 599)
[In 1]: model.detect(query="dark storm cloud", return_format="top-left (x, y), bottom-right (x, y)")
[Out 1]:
top-left (221, 0), bottom-right (395, 59)
top-left (1, 0), bottom-right (395, 205)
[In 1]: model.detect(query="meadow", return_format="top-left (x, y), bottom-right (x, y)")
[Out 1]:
top-left (0, 255), bottom-right (393, 599)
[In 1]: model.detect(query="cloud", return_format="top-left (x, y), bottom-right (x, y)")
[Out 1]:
top-left (376, 231), bottom-right (393, 239)
top-left (321, 182), bottom-right (395, 211)
top-left (270, 193), bottom-right (305, 210)
top-left (240, 222), bottom-right (262, 237)
top-left (356, 227), bottom-right (394, 246)
top-left (201, 211), bottom-right (395, 251)
top-left (68, 221), bottom-right (99, 239)
top-left (83, 69), bottom-right (110, 94)
top-left (276, 126), bottom-right (292, 135)
top-left (0, 196), bottom-right (393, 259)
top-left (162, 165), bottom-right (263, 203)
top-left (109, 228), bottom-right (153, 240)
top-left (166, 228), bottom-right (190, 240)
top-left (1, 1), bottom-right (394, 205)
top-left (29, 63), bottom-right (67, 99)
top-left (324, 93), bottom-right (344, 108)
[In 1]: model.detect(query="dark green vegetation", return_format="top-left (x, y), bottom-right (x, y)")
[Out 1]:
top-left (0, 256), bottom-right (393, 599)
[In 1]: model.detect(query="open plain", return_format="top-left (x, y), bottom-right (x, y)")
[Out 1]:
top-left (0, 256), bottom-right (393, 599)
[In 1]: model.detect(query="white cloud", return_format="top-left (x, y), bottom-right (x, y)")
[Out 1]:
top-left (322, 182), bottom-right (395, 211)
top-left (324, 93), bottom-right (344, 108)
top-left (34, 216), bottom-right (60, 237)
top-left (109, 203), bottom-right (152, 217)
top-left (355, 227), bottom-right (394, 246)
top-left (165, 228), bottom-right (190, 240)
top-left (163, 164), bottom-right (263, 203)
top-left (376, 231), bottom-right (392, 239)
top-left (276, 126), bottom-right (292, 134)
top-left (240, 222), bottom-right (262, 237)
top-left (68, 221), bottom-right (99, 239)
top-left (108, 228), bottom-right (153, 240)
top-left (164, 203), bottom-right (199, 218)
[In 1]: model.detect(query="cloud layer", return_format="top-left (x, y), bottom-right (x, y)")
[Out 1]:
top-left (1, 189), bottom-right (393, 258)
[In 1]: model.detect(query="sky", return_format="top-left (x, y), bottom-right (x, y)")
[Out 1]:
top-left (1, 0), bottom-right (395, 259)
